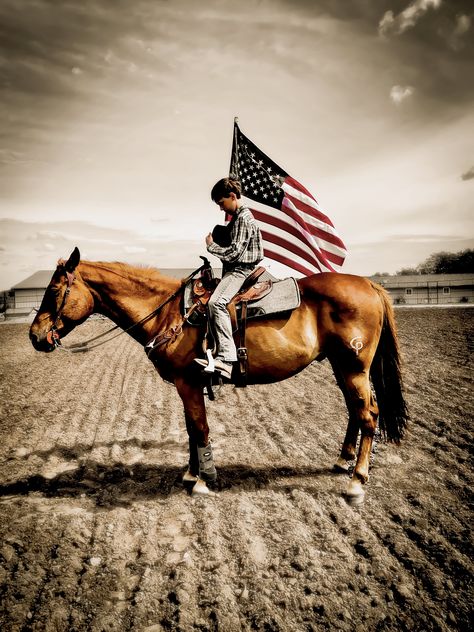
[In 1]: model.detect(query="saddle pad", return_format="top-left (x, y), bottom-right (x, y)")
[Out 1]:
top-left (183, 273), bottom-right (300, 321)
top-left (243, 276), bottom-right (300, 319)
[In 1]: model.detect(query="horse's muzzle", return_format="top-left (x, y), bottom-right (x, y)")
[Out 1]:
top-left (29, 330), bottom-right (57, 353)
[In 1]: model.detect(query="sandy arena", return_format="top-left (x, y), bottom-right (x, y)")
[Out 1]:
top-left (0, 307), bottom-right (472, 631)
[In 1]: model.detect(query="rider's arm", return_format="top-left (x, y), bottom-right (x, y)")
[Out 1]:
top-left (206, 213), bottom-right (251, 263)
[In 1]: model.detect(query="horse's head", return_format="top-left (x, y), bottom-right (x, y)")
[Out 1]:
top-left (29, 247), bottom-right (94, 352)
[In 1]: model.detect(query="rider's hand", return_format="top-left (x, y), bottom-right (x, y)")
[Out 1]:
top-left (205, 233), bottom-right (213, 246)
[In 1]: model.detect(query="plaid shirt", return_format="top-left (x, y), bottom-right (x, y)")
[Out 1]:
top-left (207, 205), bottom-right (263, 267)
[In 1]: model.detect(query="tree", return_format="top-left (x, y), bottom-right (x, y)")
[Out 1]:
top-left (397, 267), bottom-right (419, 276)
top-left (396, 249), bottom-right (474, 275)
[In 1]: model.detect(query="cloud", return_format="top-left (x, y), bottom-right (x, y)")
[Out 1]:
top-left (124, 245), bottom-right (147, 254)
top-left (379, 0), bottom-right (442, 37)
top-left (0, 218), bottom-right (202, 290)
top-left (36, 230), bottom-right (60, 239)
top-left (461, 166), bottom-right (474, 181)
top-left (448, 13), bottom-right (471, 50)
top-left (388, 233), bottom-right (469, 243)
top-left (454, 13), bottom-right (471, 36)
top-left (390, 85), bottom-right (414, 104)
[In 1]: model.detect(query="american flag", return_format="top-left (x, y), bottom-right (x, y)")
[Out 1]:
top-left (229, 120), bottom-right (347, 276)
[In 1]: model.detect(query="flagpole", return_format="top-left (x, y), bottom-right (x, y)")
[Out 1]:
top-left (230, 117), bottom-right (240, 179)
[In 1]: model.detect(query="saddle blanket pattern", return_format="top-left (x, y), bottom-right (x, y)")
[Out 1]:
top-left (183, 271), bottom-right (301, 322)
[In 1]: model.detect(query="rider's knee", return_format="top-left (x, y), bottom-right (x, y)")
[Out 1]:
top-left (208, 295), bottom-right (228, 311)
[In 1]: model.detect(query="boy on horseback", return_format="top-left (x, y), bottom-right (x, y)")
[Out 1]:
top-left (194, 178), bottom-right (263, 379)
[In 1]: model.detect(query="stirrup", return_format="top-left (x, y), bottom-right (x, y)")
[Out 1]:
top-left (203, 349), bottom-right (215, 373)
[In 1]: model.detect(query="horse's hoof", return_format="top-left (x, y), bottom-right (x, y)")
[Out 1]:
top-left (182, 469), bottom-right (199, 483)
top-left (333, 457), bottom-right (350, 473)
top-left (199, 469), bottom-right (217, 483)
top-left (345, 478), bottom-right (365, 505)
top-left (192, 478), bottom-right (215, 496)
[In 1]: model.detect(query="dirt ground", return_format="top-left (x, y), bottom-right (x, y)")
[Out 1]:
top-left (0, 307), bottom-right (472, 631)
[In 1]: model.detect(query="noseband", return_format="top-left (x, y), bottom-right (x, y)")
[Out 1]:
top-left (46, 269), bottom-right (76, 347)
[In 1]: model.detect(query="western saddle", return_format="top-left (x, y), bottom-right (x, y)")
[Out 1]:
top-left (190, 259), bottom-right (271, 387)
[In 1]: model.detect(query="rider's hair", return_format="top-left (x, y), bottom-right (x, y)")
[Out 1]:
top-left (211, 177), bottom-right (242, 202)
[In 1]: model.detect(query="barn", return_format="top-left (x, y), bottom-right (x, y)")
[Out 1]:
top-left (370, 272), bottom-right (474, 305)
top-left (4, 270), bottom-right (54, 320)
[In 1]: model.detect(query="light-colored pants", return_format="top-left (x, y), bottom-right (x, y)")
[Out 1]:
top-left (208, 267), bottom-right (251, 363)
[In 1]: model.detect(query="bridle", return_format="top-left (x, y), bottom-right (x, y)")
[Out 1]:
top-left (44, 260), bottom-right (209, 353)
top-left (46, 269), bottom-right (76, 347)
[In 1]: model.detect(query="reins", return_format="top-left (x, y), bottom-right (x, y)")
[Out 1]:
top-left (53, 262), bottom-right (207, 353)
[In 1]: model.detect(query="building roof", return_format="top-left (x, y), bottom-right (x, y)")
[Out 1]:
top-left (371, 272), bottom-right (474, 288)
top-left (11, 270), bottom-right (54, 290)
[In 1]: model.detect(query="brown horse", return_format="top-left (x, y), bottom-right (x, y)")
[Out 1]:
top-left (29, 247), bottom-right (408, 500)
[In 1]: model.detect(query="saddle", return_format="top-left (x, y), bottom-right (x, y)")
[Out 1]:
top-left (185, 259), bottom-right (300, 387)
top-left (191, 265), bottom-right (271, 311)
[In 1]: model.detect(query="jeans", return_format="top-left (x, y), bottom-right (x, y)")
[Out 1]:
top-left (208, 267), bottom-right (252, 363)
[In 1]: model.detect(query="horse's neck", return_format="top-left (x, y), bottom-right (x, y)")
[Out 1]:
top-left (78, 261), bottom-right (179, 338)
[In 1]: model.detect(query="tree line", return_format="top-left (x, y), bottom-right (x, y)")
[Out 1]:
top-left (375, 249), bottom-right (473, 276)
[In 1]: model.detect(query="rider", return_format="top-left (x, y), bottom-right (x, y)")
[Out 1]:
top-left (194, 177), bottom-right (263, 379)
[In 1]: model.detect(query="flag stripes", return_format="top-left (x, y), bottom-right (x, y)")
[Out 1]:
top-left (262, 246), bottom-right (320, 277)
top-left (252, 209), bottom-right (339, 272)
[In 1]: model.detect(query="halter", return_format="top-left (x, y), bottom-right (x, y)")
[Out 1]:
top-left (46, 260), bottom-right (209, 353)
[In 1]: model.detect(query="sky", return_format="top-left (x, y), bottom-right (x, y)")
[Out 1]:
top-left (1, 0), bottom-right (473, 289)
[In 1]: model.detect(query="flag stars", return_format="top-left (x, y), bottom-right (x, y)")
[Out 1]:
top-left (232, 130), bottom-right (287, 209)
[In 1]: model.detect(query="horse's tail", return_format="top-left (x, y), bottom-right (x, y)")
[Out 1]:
top-left (370, 283), bottom-right (409, 443)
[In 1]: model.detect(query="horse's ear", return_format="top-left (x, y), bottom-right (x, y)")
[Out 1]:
top-left (65, 247), bottom-right (80, 273)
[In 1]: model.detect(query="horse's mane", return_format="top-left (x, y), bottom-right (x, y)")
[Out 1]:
top-left (79, 260), bottom-right (181, 291)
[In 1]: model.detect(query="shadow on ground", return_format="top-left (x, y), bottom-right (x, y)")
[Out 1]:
top-left (0, 460), bottom-right (338, 508)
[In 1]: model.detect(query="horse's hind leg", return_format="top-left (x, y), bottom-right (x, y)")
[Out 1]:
top-left (330, 361), bottom-right (360, 472)
top-left (336, 368), bottom-right (379, 500)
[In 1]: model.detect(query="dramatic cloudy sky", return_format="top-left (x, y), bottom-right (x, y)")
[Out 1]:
top-left (1, 0), bottom-right (473, 288)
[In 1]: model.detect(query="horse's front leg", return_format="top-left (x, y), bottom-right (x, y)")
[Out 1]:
top-left (174, 377), bottom-right (217, 492)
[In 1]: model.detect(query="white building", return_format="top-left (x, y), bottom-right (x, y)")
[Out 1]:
top-left (370, 273), bottom-right (474, 305)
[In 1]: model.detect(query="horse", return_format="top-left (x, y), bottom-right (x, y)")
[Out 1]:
top-left (29, 247), bottom-right (408, 501)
